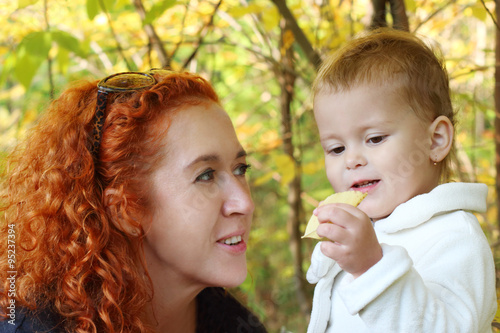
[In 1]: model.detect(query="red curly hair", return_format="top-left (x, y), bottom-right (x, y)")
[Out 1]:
top-left (0, 71), bottom-right (219, 332)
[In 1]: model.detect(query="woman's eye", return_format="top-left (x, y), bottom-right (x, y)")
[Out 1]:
top-left (368, 136), bottom-right (387, 144)
top-left (196, 169), bottom-right (215, 182)
top-left (234, 164), bottom-right (251, 176)
top-left (329, 146), bottom-right (345, 155)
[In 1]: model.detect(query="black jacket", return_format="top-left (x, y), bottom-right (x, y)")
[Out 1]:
top-left (0, 287), bottom-right (267, 333)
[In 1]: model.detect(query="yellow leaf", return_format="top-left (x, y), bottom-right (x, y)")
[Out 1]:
top-left (227, 3), bottom-right (263, 18)
top-left (260, 130), bottom-right (282, 150)
top-left (302, 159), bottom-right (325, 175)
top-left (273, 153), bottom-right (295, 187)
top-left (253, 171), bottom-right (274, 187)
top-left (281, 29), bottom-right (295, 55)
top-left (471, 4), bottom-right (487, 22)
top-left (302, 191), bottom-right (367, 240)
top-left (262, 6), bottom-right (279, 31)
top-left (21, 108), bottom-right (38, 125)
top-left (236, 123), bottom-right (262, 141)
top-left (404, 0), bottom-right (416, 13)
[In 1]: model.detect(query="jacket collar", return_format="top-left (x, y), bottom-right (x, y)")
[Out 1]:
top-left (374, 182), bottom-right (487, 234)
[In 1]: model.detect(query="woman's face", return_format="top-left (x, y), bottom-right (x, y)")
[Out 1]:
top-left (144, 101), bottom-right (254, 290)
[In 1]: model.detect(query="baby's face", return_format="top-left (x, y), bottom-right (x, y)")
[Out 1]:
top-left (313, 83), bottom-right (441, 221)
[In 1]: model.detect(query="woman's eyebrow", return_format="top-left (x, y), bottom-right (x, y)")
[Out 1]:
top-left (186, 149), bottom-right (247, 170)
top-left (185, 154), bottom-right (220, 169)
top-left (236, 149), bottom-right (247, 159)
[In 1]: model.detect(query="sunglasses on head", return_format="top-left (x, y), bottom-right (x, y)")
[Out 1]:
top-left (91, 69), bottom-right (173, 158)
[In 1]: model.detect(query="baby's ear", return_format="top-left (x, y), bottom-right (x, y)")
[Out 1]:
top-left (104, 188), bottom-right (141, 237)
top-left (428, 115), bottom-right (453, 163)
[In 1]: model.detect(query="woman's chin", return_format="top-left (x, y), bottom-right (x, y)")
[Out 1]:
top-left (218, 265), bottom-right (248, 289)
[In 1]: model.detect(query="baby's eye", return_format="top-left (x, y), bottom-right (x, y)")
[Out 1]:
top-left (234, 164), bottom-right (251, 176)
top-left (329, 146), bottom-right (345, 155)
top-left (196, 169), bottom-right (215, 182)
top-left (368, 136), bottom-right (387, 144)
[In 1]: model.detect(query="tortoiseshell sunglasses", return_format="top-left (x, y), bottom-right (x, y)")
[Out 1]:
top-left (91, 69), bottom-right (172, 158)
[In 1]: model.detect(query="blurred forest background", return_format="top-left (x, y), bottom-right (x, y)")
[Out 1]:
top-left (0, 0), bottom-right (498, 331)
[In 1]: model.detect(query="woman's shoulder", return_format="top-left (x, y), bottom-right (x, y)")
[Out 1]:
top-left (0, 306), bottom-right (64, 333)
top-left (197, 287), bottom-right (267, 333)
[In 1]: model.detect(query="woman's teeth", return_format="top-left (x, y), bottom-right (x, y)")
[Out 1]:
top-left (222, 235), bottom-right (242, 245)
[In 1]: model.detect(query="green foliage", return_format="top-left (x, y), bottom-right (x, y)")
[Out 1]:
top-left (14, 31), bottom-right (51, 89)
top-left (12, 29), bottom-right (86, 89)
top-left (87, 0), bottom-right (100, 20)
top-left (143, 0), bottom-right (177, 25)
top-left (87, 0), bottom-right (117, 19)
top-left (17, 0), bottom-right (39, 9)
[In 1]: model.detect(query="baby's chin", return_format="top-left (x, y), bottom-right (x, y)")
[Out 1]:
top-left (358, 203), bottom-right (391, 222)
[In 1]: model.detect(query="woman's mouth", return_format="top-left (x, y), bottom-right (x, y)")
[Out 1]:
top-left (220, 235), bottom-right (242, 246)
top-left (217, 235), bottom-right (247, 254)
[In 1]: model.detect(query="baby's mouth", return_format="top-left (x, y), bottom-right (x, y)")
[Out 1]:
top-left (352, 180), bottom-right (380, 189)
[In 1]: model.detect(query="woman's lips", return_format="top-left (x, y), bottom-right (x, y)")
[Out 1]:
top-left (216, 239), bottom-right (247, 254)
top-left (217, 232), bottom-right (247, 254)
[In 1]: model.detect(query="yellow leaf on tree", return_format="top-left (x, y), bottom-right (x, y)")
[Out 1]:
top-left (262, 6), bottom-right (279, 31)
top-left (273, 153), bottom-right (295, 187)
top-left (253, 171), bottom-right (274, 187)
top-left (227, 3), bottom-right (263, 18)
top-left (302, 159), bottom-right (324, 175)
top-left (282, 29), bottom-right (295, 51)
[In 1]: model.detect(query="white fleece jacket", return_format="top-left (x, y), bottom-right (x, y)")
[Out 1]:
top-left (307, 183), bottom-right (496, 333)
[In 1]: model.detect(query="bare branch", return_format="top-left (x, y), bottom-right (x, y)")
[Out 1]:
top-left (413, 0), bottom-right (457, 33)
top-left (479, 0), bottom-right (500, 30)
top-left (169, 2), bottom-right (189, 64)
top-left (270, 0), bottom-right (322, 69)
top-left (98, 0), bottom-right (134, 71)
top-left (132, 0), bottom-right (171, 68)
top-left (181, 0), bottom-right (222, 70)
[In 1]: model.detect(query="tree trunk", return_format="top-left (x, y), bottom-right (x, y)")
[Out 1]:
top-left (370, 0), bottom-right (409, 31)
top-left (389, 0), bottom-right (409, 31)
top-left (371, 0), bottom-right (388, 29)
top-left (278, 19), bottom-right (311, 322)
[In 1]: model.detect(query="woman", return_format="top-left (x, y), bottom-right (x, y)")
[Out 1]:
top-left (0, 70), bottom-right (266, 332)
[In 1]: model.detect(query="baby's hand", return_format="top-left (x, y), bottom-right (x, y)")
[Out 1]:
top-left (315, 203), bottom-right (382, 278)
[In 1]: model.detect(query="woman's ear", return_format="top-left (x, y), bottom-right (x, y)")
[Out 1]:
top-left (104, 188), bottom-right (141, 237)
top-left (428, 115), bottom-right (453, 163)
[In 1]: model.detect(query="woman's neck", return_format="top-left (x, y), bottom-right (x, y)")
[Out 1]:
top-left (144, 294), bottom-right (197, 333)
top-left (144, 268), bottom-right (204, 333)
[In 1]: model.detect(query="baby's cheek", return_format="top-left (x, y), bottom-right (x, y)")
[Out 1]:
top-left (325, 167), bottom-right (341, 189)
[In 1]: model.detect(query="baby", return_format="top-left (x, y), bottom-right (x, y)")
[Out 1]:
top-left (307, 29), bottom-right (496, 332)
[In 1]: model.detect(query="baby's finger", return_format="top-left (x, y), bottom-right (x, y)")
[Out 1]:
top-left (315, 204), bottom-right (357, 228)
top-left (316, 221), bottom-right (350, 244)
top-left (319, 240), bottom-right (342, 260)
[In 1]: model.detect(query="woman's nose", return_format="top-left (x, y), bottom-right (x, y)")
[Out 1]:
top-left (221, 176), bottom-right (255, 217)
